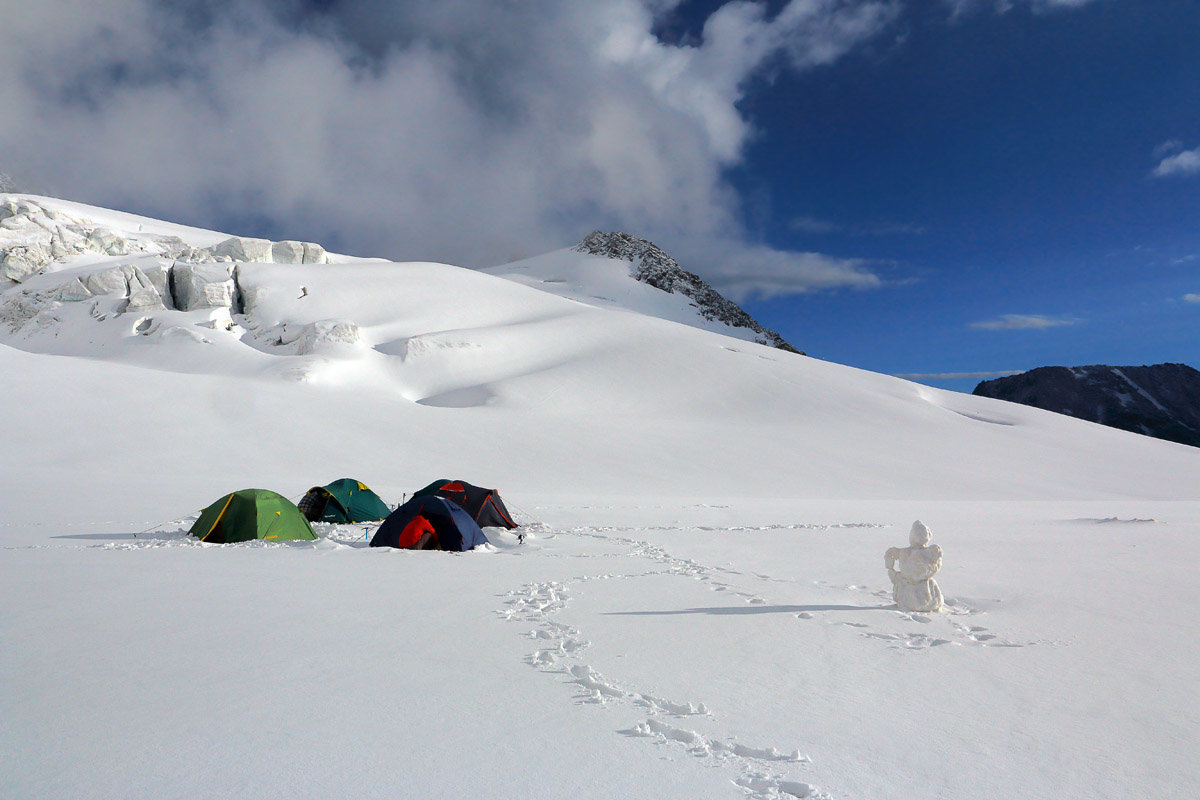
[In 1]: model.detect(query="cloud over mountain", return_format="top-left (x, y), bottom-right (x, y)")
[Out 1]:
top-left (0, 0), bottom-right (899, 299)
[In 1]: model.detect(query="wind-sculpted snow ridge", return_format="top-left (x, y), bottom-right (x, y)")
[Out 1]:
top-left (574, 231), bottom-right (801, 354)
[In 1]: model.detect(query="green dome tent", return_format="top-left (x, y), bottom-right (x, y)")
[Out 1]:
top-left (189, 489), bottom-right (317, 543)
top-left (297, 478), bottom-right (391, 523)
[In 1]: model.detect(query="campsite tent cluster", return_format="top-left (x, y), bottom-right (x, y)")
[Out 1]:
top-left (187, 478), bottom-right (517, 551)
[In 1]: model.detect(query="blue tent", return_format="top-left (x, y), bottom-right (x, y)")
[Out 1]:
top-left (370, 495), bottom-right (489, 551)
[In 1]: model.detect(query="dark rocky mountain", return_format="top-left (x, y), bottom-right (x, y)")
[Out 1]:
top-left (574, 231), bottom-right (801, 354)
top-left (973, 363), bottom-right (1200, 447)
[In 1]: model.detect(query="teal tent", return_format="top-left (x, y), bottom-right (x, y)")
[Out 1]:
top-left (298, 478), bottom-right (391, 523)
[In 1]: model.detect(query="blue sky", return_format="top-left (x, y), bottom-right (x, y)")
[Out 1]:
top-left (1, 0), bottom-right (1196, 392)
top-left (728, 0), bottom-right (1200, 390)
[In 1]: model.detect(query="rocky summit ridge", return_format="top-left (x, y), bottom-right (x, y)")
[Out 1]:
top-left (573, 231), bottom-right (800, 354)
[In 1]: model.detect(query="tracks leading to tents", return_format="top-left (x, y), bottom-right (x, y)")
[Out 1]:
top-left (498, 529), bottom-right (827, 800)
top-left (495, 522), bottom-right (1046, 799)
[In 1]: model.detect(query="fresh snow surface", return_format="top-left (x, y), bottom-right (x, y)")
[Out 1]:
top-left (483, 246), bottom-right (779, 347)
top-left (3, 197), bottom-right (1199, 800)
top-left (6, 193), bottom-right (235, 248)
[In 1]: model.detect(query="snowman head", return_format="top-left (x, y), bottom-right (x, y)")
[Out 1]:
top-left (909, 520), bottom-right (932, 547)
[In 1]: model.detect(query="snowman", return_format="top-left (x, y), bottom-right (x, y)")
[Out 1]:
top-left (884, 520), bottom-right (944, 613)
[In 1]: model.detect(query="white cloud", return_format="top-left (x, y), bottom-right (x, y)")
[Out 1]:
top-left (791, 215), bottom-right (843, 234)
top-left (692, 241), bottom-right (882, 301)
top-left (1153, 139), bottom-right (1183, 159)
top-left (0, 0), bottom-right (900, 298)
top-left (1184, 294), bottom-right (1200, 304)
top-left (945, 0), bottom-right (1100, 17)
top-left (969, 314), bottom-right (1081, 330)
top-left (1153, 145), bottom-right (1200, 178)
top-left (790, 215), bottom-right (925, 236)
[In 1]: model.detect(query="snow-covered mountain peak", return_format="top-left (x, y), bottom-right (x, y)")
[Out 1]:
top-left (572, 230), bottom-right (800, 353)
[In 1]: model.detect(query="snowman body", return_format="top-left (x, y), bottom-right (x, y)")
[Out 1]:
top-left (885, 521), bottom-right (944, 613)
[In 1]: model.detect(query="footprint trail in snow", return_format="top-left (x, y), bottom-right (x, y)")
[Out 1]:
top-left (499, 529), bottom-right (846, 799)
top-left (498, 523), bottom-right (1052, 798)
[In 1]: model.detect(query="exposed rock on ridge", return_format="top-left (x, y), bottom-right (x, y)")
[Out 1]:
top-left (574, 231), bottom-right (801, 354)
top-left (973, 363), bottom-right (1200, 448)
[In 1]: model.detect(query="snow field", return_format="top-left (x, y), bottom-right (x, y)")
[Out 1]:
top-left (4, 500), bottom-right (1198, 799)
top-left (3, 196), bottom-right (1199, 799)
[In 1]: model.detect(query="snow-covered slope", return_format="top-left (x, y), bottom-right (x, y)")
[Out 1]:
top-left (2, 194), bottom-right (1195, 507)
top-left (3, 195), bottom-right (1198, 800)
